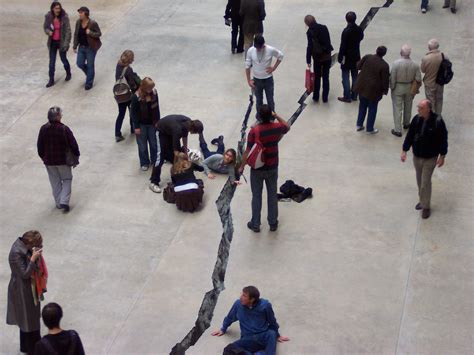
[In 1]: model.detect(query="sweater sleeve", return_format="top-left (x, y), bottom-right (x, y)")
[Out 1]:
top-left (390, 63), bottom-right (397, 90)
top-left (221, 301), bottom-right (239, 333)
top-left (265, 302), bottom-right (280, 337)
top-left (202, 155), bottom-right (220, 175)
top-left (402, 117), bottom-right (417, 152)
top-left (66, 127), bottom-right (80, 157)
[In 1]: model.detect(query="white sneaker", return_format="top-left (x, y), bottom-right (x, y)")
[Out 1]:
top-left (366, 128), bottom-right (379, 135)
top-left (421, 8), bottom-right (427, 13)
top-left (141, 165), bottom-right (149, 171)
top-left (149, 183), bottom-right (161, 193)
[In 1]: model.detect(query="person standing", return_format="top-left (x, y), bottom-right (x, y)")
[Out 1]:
top-left (240, 105), bottom-right (289, 232)
top-left (130, 77), bottom-right (160, 171)
top-left (304, 14), bottom-right (333, 103)
top-left (353, 46), bottom-right (390, 134)
top-left (390, 45), bottom-right (422, 137)
top-left (37, 107), bottom-right (80, 213)
top-left (245, 35), bottom-right (284, 116)
top-left (421, 39), bottom-right (447, 114)
top-left (34, 303), bottom-right (85, 355)
top-left (7, 231), bottom-right (44, 355)
top-left (240, 0), bottom-right (266, 52)
top-left (115, 50), bottom-right (139, 142)
top-left (224, 0), bottom-right (244, 54)
top-left (211, 286), bottom-right (289, 355)
top-left (43, 2), bottom-right (72, 88)
top-left (337, 11), bottom-right (364, 103)
top-left (401, 99), bottom-right (448, 219)
top-left (149, 115), bottom-right (203, 193)
top-left (73, 6), bottom-right (101, 90)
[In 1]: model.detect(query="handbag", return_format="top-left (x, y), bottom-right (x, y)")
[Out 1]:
top-left (63, 126), bottom-right (79, 167)
top-left (305, 69), bottom-right (315, 93)
top-left (410, 80), bottom-right (422, 96)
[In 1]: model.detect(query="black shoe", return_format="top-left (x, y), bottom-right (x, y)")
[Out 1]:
top-left (442, 4), bottom-right (449, 8)
top-left (451, 8), bottom-right (456, 13)
top-left (391, 129), bottom-right (402, 137)
top-left (247, 222), bottom-right (260, 233)
top-left (269, 224), bottom-right (278, 232)
top-left (65, 72), bottom-right (72, 81)
top-left (322, 97), bottom-right (328, 103)
top-left (338, 97), bottom-right (351, 103)
top-left (312, 97), bottom-right (319, 103)
top-left (60, 204), bottom-right (70, 213)
top-left (46, 80), bottom-right (54, 88)
top-left (211, 135), bottom-right (224, 145)
top-left (115, 135), bottom-right (125, 142)
top-left (85, 84), bottom-right (93, 90)
top-left (403, 124), bottom-right (410, 130)
top-left (415, 203), bottom-right (422, 210)
top-left (236, 49), bottom-right (244, 53)
top-left (422, 208), bottom-right (431, 219)
top-left (231, 48), bottom-right (236, 54)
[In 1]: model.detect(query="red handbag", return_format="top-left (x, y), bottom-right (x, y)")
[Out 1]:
top-left (305, 69), bottom-right (315, 93)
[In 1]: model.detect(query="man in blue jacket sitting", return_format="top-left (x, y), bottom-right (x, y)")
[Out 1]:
top-left (211, 286), bottom-right (289, 354)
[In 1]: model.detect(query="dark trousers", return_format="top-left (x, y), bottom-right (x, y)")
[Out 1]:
top-left (313, 59), bottom-right (331, 101)
top-left (357, 96), bottom-right (379, 132)
top-left (421, 0), bottom-right (428, 8)
top-left (49, 40), bottom-right (71, 80)
top-left (341, 68), bottom-right (358, 100)
top-left (76, 45), bottom-right (97, 87)
top-left (135, 124), bottom-right (157, 167)
top-left (225, 330), bottom-right (278, 355)
top-left (231, 19), bottom-right (244, 51)
top-left (254, 77), bottom-right (275, 116)
top-left (150, 132), bottom-right (174, 185)
top-left (115, 101), bottom-right (132, 137)
top-left (200, 141), bottom-right (224, 159)
top-left (20, 329), bottom-right (41, 354)
top-left (250, 168), bottom-right (278, 227)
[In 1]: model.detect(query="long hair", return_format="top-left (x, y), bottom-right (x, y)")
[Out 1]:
top-left (118, 50), bottom-right (134, 66)
top-left (171, 152), bottom-right (192, 175)
top-left (224, 148), bottom-right (237, 165)
top-left (21, 230), bottom-right (43, 249)
top-left (50, 2), bottom-right (65, 18)
top-left (137, 77), bottom-right (155, 99)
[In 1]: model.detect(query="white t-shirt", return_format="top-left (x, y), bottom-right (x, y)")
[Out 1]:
top-left (245, 45), bottom-right (284, 80)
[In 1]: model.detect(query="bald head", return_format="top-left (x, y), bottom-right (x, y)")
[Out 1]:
top-left (428, 38), bottom-right (439, 50)
top-left (400, 44), bottom-right (411, 58)
top-left (417, 99), bottom-right (432, 119)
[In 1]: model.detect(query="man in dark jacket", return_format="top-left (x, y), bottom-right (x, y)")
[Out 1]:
top-left (34, 303), bottom-right (85, 355)
top-left (240, 0), bottom-right (266, 52)
top-left (354, 46), bottom-right (390, 134)
top-left (401, 99), bottom-right (448, 219)
top-left (224, 0), bottom-right (244, 53)
top-left (37, 107), bottom-right (80, 213)
top-left (337, 11), bottom-right (364, 103)
top-left (149, 115), bottom-right (203, 193)
top-left (305, 14), bottom-right (334, 103)
top-left (211, 286), bottom-right (289, 355)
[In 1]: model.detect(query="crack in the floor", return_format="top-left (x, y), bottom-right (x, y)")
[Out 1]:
top-left (169, 2), bottom-right (395, 353)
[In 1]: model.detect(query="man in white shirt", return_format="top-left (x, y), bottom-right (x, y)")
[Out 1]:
top-left (245, 35), bottom-right (284, 117)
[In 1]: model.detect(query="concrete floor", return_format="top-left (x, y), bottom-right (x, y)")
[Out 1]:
top-left (0, 0), bottom-right (473, 354)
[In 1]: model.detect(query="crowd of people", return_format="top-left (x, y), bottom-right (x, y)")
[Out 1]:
top-left (5, 0), bottom-right (455, 354)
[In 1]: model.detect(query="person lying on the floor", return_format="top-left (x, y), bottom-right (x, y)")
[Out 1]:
top-left (199, 133), bottom-right (238, 183)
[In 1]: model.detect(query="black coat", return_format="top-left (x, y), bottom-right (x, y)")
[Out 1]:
top-left (306, 22), bottom-right (333, 63)
top-left (338, 23), bottom-right (364, 70)
top-left (225, 0), bottom-right (242, 21)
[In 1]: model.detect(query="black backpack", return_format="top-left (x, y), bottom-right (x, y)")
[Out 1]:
top-left (435, 53), bottom-right (453, 86)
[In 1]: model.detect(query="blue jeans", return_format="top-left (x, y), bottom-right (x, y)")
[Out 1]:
top-left (421, 0), bottom-right (428, 8)
top-left (250, 168), bottom-right (278, 227)
top-left (254, 77), bottom-right (275, 115)
top-left (230, 330), bottom-right (278, 355)
top-left (49, 40), bottom-right (70, 80)
top-left (136, 124), bottom-right (157, 167)
top-left (357, 96), bottom-right (379, 132)
top-left (200, 141), bottom-right (224, 159)
top-left (341, 68), bottom-right (358, 100)
top-left (76, 46), bottom-right (97, 87)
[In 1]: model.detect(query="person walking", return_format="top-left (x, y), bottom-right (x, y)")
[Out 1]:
top-left (401, 99), bottom-right (448, 219)
top-left (239, 0), bottom-right (266, 52)
top-left (239, 105), bottom-right (289, 232)
top-left (353, 46), bottom-right (390, 134)
top-left (149, 115), bottom-right (203, 193)
top-left (73, 6), bottom-right (101, 90)
top-left (43, 2), bottom-right (72, 88)
top-left (224, 0), bottom-right (244, 53)
top-left (390, 45), bottom-right (422, 137)
top-left (7, 231), bottom-right (45, 355)
top-left (304, 14), bottom-right (334, 103)
top-left (34, 303), bottom-right (85, 355)
top-left (421, 39), bottom-right (447, 114)
top-left (211, 286), bottom-right (289, 355)
top-left (130, 77), bottom-right (160, 171)
top-left (37, 107), bottom-right (80, 213)
top-left (337, 11), bottom-right (364, 103)
top-left (421, 0), bottom-right (456, 13)
top-left (115, 50), bottom-right (140, 142)
top-left (245, 35), bottom-right (284, 116)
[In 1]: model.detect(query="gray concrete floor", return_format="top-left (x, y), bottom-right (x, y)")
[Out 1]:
top-left (0, 0), bottom-right (473, 354)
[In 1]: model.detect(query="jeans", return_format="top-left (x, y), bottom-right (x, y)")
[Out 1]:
top-left (421, 0), bottom-right (428, 8)
top-left (229, 330), bottom-right (278, 355)
top-left (413, 156), bottom-right (437, 209)
top-left (314, 60), bottom-right (331, 101)
top-left (250, 168), bottom-right (278, 227)
top-left (76, 45), bottom-right (97, 87)
top-left (115, 101), bottom-right (132, 137)
top-left (254, 77), bottom-right (275, 117)
top-left (357, 96), bottom-right (379, 132)
top-left (49, 40), bottom-right (70, 80)
top-left (200, 141), bottom-right (224, 159)
top-left (150, 132), bottom-right (174, 185)
top-left (231, 19), bottom-right (244, 51)
top-left (136, 124), bottom-right (157, 167)
top-left (341, 68), bottom-right (358, 100)
top-left (45, 165), bottom-right (73, 207)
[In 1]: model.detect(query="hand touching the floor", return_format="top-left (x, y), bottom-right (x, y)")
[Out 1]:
top-left (211, 329), bottom-right (224, 336)
top-left (278, 335), bottom-right (290, 342)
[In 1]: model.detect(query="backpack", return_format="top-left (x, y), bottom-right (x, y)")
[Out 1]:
top-left (113, 66), bottom-right (132, 103)
top-left (435, 53), bottom-right (453, 86)
top-left (246, 126), bottom-right (265, 169)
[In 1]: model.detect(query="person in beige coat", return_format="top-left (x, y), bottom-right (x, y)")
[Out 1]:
top-left (421, 39), bottom-right (447, 114)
